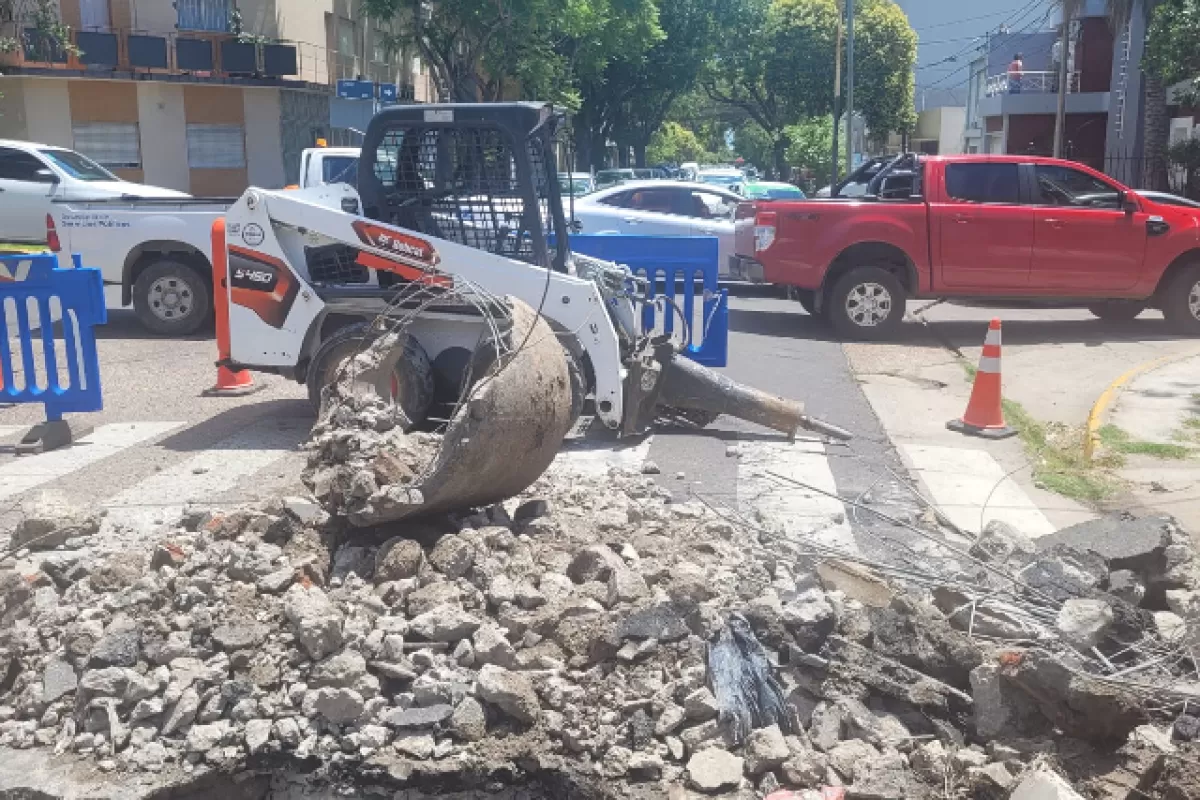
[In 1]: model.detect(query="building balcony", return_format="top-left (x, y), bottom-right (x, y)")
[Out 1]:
top-left (979, 71), bottom-right (1109, 118)
top-left (986, 71), bottom-right (1080, 97)
top-left (0, 24), bottom-right (413, 93)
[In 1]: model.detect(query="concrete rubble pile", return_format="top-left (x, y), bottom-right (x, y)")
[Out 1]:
top-left (4, 425), bottom-right (1200, 798)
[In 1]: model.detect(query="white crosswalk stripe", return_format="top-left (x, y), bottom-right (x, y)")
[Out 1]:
top-left (901, 444), bottom-right (1056, 537)
top-left (0, 414), bottom-right (1051, 553)
top-left (102, 420), bottom-right (309, 531)
top-left (736, 440), bottom-right (858, 555)
top-left (0, 422), bottom-right (182, 503)
top-left (547, 435), bottom-right (654, 478)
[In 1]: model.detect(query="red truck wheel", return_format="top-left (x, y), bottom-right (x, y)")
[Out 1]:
top-left (828, 267), bottom-right (906, 340)
top-left (1163, 265), bottom-right (1200, 335)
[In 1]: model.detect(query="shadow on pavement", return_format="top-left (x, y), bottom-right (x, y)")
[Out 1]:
top-left (93, 309), bottom-right (215, 341)
top-left (154, 398), bottom-right (313, 454)
top-left (727, 308), bottom-right (837, 341)
top-left (728, 306), bottom-right (1194, 349)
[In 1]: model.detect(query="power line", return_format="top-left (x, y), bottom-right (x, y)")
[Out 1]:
top-left (916, 0), bottom-right (1045, 72)
top-left (912, 8), bottom-right (1020, 32)
top-left (919, 1), bottom-right (1059, 92)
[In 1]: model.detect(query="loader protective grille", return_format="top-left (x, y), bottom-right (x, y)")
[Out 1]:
top-left (362, 117), bottom-right (561, 270)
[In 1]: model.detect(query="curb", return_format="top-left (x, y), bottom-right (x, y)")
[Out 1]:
top-left (1084, 347), bottom-right (1200, 461)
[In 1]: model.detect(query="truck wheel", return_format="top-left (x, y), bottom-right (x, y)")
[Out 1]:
top-left (306, 322), bottom-right (434, 428)
top-left (828, 267), bottom-right (906, 340)
top-left (132, 258), bottom-right (211, 336)
top-left (1162, 265), bottom-right (1200, 335)
top-left (1088, 301), bottom-right (1145, 322)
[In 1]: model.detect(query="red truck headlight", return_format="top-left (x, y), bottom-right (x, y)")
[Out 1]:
top-left (754, 211), bottom-right (776, 252)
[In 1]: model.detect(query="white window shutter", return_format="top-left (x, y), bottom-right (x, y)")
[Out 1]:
top-left (186, 124), bottom-right (246, 169)
top-left (72, 123), bottom-right (140, 168)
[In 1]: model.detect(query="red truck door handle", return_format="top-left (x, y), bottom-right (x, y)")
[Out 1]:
top-left (1044, 218), bottom-right (1064, 227)
top-left (953, 213), bottom-right (969, 223)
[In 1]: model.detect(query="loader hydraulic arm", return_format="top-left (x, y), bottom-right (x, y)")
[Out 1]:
top-left (231, 188), bottom-right (629, 429)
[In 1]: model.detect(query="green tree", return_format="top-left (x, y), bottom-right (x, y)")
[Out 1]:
top-left (704, 0), bottom-right (915, 177)
top-left (364, 0), bottom-right (658, 105)
top-left (704, 0), bottom-right (838, 177)
top-left (852, 0), bottom-right (917, 148)
top-left (646, 121), bottom-right (715, 163)
top-left (784, 116), bottom-right (837, 189)
top-left (611, 0), bottom-right (729, 166)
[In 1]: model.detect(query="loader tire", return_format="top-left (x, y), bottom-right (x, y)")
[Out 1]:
top-left (132, 258), bottom-right (211, 336)
top-left (307, 322), bottom-right (435, 428)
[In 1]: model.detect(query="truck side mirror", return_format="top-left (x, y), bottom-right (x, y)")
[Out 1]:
top-left (1121, 190), bottom-right (1138, 214)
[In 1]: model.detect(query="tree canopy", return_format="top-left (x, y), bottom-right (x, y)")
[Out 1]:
top-left (1144, 0), bottom-right (1200, 85)
top-left (364, 0), bottom-right (916, 173)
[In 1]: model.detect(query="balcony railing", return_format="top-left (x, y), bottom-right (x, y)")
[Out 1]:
top-left (0, 23), bottom-right (417, 92)
top-left (986, 71), bottom-right (1081, 97)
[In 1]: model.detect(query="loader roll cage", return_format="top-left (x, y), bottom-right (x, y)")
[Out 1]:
top-left (357, 102), bottom-right (571, 275)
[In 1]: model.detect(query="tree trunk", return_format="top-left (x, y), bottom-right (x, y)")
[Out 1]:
top-left (773, 136), bottom-right (789, 182)
top-left (1142, 73), bottom-right (1169, 191)
top-left (573, 118), bottom-right (593, 172)
top-left (633, 143), bottom-right (647, 168)
top-left (618, 145), bottom-right (631, 168)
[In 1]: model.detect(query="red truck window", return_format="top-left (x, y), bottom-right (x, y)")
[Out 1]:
top-left (944, 163), bottom-right (1019, 204)
top-left (1032, 164), bottom-right (1122, 209)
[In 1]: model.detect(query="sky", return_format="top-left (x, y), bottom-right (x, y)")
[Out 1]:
top-left (896, 0), bottom-right (1062, 108)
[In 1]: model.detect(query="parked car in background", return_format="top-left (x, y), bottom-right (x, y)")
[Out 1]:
top-left (1137, 190), bottom-right (1200, 208)
top-left (743, 181), bottom-right (806, 200)
top-left (558, 172), bottom-right (596, 196)
top-left (570, 180), bottom-right (743, 277)
top-left (698, 167), bottom-right (745, 194)
top-left (47, 184), bottom-right (358, 336)
top-left (735, 153), bottom-right (1200, 339)
top-left (633, 168), bottom-right (667, 180)
top-left (679, 162), bottom-right (700, 182)
top-left (0, 139), bottom-right (189, 243)
top-left (596, 168), bottom-right (636, 188)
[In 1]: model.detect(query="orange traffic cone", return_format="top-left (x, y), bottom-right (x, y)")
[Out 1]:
top-left (947, 318), bottom-right (1017, 439)
top-left (203, 218), bottom-right (263, 398)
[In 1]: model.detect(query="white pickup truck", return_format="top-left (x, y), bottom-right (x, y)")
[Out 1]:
top-left (50, 182), bottom-right (360, 335)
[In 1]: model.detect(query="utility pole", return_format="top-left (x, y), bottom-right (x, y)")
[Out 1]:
top-left (1053, 0), bottom-right (1076, 158)
top-left (845, 0), bottom-right (855, 172)
top-left (830, 2), bottom-right (843, 190)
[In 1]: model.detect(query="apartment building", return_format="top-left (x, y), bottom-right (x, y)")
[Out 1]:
top-left (0, 0), bottom-right (437, 195)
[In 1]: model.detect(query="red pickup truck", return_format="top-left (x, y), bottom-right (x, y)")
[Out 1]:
top-left (733, 153), bottom-right (1200, 339)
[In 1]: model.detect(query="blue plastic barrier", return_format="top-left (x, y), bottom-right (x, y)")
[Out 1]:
top-left (568, 234), bottom-right (729, 367)
top-left (0, 253), bottom-right (105, 449)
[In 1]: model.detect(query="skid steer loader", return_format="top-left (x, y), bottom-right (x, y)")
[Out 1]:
top-left (220, 102), bottom-right (849, 522)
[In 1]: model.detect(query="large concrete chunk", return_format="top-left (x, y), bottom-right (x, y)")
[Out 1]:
top-left (1009, 769), bottom-right (1086, 800)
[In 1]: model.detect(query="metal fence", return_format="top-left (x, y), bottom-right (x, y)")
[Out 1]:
top-left (986, 71), bottom-right (1080, 96)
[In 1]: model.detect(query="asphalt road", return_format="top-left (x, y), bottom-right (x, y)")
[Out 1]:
top-left (1, 290), bottom-right (928, 565)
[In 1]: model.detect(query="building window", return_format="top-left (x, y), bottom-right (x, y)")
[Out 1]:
top-left (177, 0), bottom-right (230, 32)
top-left (186, 124), bottom-right (245, 169)
top-left (80, 0), bottom-right (111, 29)
top-left (73, 123), bottom-right (140, 169)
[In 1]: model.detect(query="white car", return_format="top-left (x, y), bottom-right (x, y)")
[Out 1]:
top-left (0, 139), bottom-right (188, 243)
top-left (570, 180), bottom-right (744, 277)
top-left (697, 167), bottom-right (745, 195)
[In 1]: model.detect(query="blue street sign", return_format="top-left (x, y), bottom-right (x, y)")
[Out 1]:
top-left (379, 83), bottom-right (397, 102)
top-left (336, 79), bottom-right (374, 100)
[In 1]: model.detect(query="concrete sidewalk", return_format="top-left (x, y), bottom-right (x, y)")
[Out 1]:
top-left (1106, 352), bottom-right (1200, 531)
